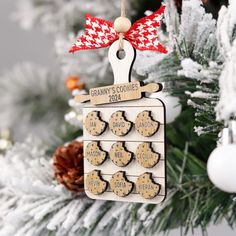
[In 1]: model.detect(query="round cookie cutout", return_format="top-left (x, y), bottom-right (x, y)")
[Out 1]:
top-left (136, 173), bottom-right (161, 199)
top-left (86, 170), bottom-right (108, 195)
top-left (110, 142), bottom-right (133, 167)
top-left (110, 171), bottom-right (134, 197)
top-left (109, 111), bottom-right (132, 136)
top-left (135, 110), bottom-right (159, 137)
top-left (85, 141), bottom-right (107, 166)
top-left (84, 111), bottom-right (107, 136)
top-left (135, 142), bottom-right (160, 168)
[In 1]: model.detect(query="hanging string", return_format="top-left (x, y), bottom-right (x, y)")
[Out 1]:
top-left (121, 0), bottom-right (126, 17)
top-left (119, 0), bottom-right (126, 50)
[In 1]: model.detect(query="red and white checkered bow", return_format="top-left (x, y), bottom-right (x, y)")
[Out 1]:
top-left (69, 5), bottom-right (167, 54)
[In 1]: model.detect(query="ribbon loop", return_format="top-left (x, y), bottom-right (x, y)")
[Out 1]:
top-left (69, 5), bottom-right (167, 54)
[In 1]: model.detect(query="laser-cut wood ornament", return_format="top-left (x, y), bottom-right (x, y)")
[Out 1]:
top-left (72, 5), bottom-right (167, 204)
top-left (79, 40), bottom-right (167, 204)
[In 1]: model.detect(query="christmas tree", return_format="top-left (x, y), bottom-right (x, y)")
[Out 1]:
top-left (0, 0), bottom-right (235, 235)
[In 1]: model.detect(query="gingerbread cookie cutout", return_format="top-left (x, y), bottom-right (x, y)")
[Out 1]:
top-left (136, 173), bottom-right (161, 199)
top-left (110, 142), bottom-right (133, 167)
top-left (135, 110), bottom-right (159, 137)
top-left (86, 170), bottom-right (108, 195)
top-left (85, 141), bottom-right (107, 166)
top-left (135, 142), bottom-right (160, 168)
top-left (110, 171), bottom-right (134, 197)
top-left (84, 111), bottom-right (107, 136)
top-left (109, 111), bottom-right (132, 136)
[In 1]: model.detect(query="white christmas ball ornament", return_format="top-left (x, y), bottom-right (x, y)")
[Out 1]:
top-left (150, 92), bottom-right (182, 123)
top-left (207, 144), bottom-right (236, 193)
top-left (114, 17), bottom-right (132, 33)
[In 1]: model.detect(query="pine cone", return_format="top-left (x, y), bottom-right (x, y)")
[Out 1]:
top-left (53, 141), bottom-right (84, 192)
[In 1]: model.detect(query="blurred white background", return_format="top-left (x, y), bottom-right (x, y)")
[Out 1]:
top-left (0, 1), bottom-right (235, 235)
top-left (0, 0), bottom-right (53, 71)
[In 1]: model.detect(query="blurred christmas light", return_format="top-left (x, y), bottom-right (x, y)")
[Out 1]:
top-left (66, 75), bottom-right (86, 91)
top-left (0, 129), bottom-right (12, 156)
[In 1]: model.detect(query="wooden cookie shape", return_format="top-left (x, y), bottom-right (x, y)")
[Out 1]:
top-left (85, 111), bottom-right (107, 136)
top-left (135, 142), bottom-right (160, 168)
top-left (86, 170), bottom-right (108, 195)
top-left (135, 110), bottom-right (159, 137)
top-left (110, 171), bottom-right (134, 197)
top-left (109, 111), bottom-right (132, 136)
top-left (109, 142), bottom-right (133, 167)
top-left (85, 141), bottom-right (107, 166)
top-left (136, 173), bottom-right (161, 199)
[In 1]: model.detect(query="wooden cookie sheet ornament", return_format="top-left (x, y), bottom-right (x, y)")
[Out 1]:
top-left (84, 111), bottom-right (107, 136)
top-left (86, 170), bottom-right (108, 195)
top-left (136, 173), bottom-right (161, 199)
top-left (110, 171), bottom-right (134, 197)
top-left (135, 110), bottom-right (160, 137)
top-left (82, 40), bottom-right (167, 204)
top-left (81, 40), bottom-right (166, 204)
top-left (74, 8), bottom-right (166, 204)
top-left (85, 141), bottom-right (107, 166)
top-left (109, 111), bottom-right (132, 136)
top-left (136, 142), bottom-right (160, 168)
top-left (110, 142), bottom-right (133, 167)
